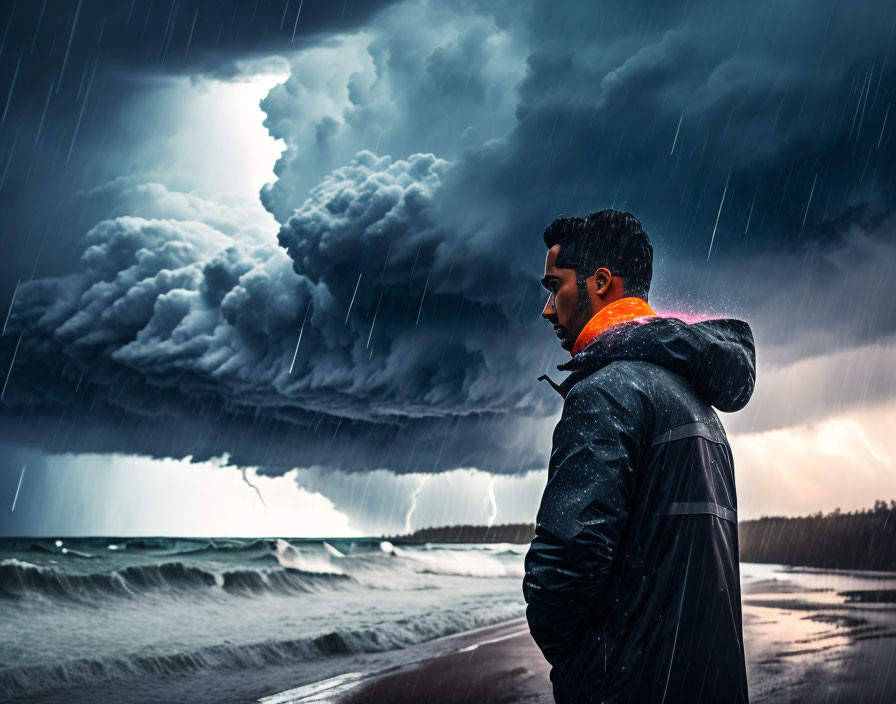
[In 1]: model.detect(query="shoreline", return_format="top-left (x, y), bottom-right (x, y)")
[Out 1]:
top-left (257, 619), bottom-right (552, 704)
top-left (260, 565), bottom-right (896, 704)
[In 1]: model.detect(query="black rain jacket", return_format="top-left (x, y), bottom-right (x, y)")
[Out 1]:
top-left (523, 316), bottom-right (755, 703)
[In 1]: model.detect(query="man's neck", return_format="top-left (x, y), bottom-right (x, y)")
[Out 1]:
top-left (570, 297), bottom-right (656, 356)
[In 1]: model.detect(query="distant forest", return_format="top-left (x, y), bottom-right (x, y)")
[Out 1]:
top-left (738, 500), bottom-right (896, 570)
top-left (392, 500), bottom-right (896, 571)
top-left (391, 523), bottom-right (536, 544)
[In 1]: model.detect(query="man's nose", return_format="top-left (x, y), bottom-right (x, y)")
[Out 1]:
top-left (542, 293), bottom-right (556, 320)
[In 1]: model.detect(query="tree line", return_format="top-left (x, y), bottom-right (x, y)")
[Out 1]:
top-left (738, 500), bottom-right (896, 570)
top-left (391, 500), bottom-right (896, 571)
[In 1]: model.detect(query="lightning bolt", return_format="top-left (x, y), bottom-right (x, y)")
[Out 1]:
top-left (240, 467), bottom-right (267, 510)
top-left (11, 465), bottom-right (25, 511)
top-left (404, 476), bottom-right (428, 534)
top-left (487, 478), bottom-right (498, 528)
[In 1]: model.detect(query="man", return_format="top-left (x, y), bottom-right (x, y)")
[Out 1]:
top-left (524, 210), bottom-right (755, 703)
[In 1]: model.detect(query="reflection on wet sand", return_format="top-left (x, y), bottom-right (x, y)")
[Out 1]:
top-left (742, 563), bottom-right (896, 703)
top-left (266, 563), bottom-right (896, 704)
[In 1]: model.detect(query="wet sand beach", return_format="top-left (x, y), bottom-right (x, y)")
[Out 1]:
top-left (258, 619), bottom-right (552, 704)
top-left (262, 564), bottom-right (896, 704)
top-left (740, 565), bottom-right (896, 703)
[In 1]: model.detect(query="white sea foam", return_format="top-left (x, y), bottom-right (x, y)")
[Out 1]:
top-left (467, 542), bottom-right (529, 555)
top-left (274, 539), bottom-right (345, 575)
top-left (392, 546), bottom-right (523, 578)
top-left (322, 542), bottom-right (345, 558)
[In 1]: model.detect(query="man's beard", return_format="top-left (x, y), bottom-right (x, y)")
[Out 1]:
top-left (557, 278), bottom-right (592, 352)
top-left (554, 325), bottom-right (576, 352)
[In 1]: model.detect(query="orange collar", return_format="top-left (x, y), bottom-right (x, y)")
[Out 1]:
top-left (571, 297), bottom-right (656, 355)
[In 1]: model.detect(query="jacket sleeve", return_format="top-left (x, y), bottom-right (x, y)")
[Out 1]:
top-left (523, 370), bottom-right (651, 667)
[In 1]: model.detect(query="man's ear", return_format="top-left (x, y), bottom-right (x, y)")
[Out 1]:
top-left (593, 267), bottom-right (612, 295)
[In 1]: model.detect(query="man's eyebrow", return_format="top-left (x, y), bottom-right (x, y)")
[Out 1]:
top-left (541, 275), bottom-right (558, 288)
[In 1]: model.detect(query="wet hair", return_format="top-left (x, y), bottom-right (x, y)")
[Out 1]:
top-left (543, 209), bottom-right (653, 301)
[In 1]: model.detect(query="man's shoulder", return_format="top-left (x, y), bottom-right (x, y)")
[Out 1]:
top-left (566, 359), bottom-right (673, 399)
top-left (561, 360), bottom-right (661, 416)
top-left (564, 359), bottom-right (706, 418)
top-left (566, 359), bottom-right (719, 436)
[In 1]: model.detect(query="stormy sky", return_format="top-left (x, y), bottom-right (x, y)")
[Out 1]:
top-left (1, 0), bottom-right (895, 536)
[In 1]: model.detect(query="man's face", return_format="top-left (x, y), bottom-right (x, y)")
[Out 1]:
top-left (541, 244), bottom-right (593, 352)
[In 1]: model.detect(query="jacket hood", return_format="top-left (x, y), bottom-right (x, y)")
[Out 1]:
top-left (538, 317), bottom-right (756, 412)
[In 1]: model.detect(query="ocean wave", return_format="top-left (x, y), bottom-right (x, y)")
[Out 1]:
top-left (273, 538), bottom-right (346, 574)
top-left (0, 603), bottom-right (523, 700)
top-left (323, 541), bottom-right (345, 558)
top-left (0, 558), bottom-right (350, 602)
top-left (391, 547), bottom-right (524, 578)
top-left (0, 537), bottom-right (279, 556)
top-left (472, 542), bottom-right (529, 556)
top-left (162, 538), bottom-right (279, 556)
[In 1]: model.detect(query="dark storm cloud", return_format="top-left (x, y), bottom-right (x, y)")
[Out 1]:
top-left (431, 0), bottom-right (896, 274)
top-left (259, 0), bottom-right (896, 343)
top-left (0, 0), bottom-right (396, 83)
top-left (682, 212), bottom-right (896, 435)
top-left (2, 0), bottom-right (895, 478)
top-left (0, 393), bottom-right (552, 477)
top-left (0, 152), bottom-right (556, 474)
top-left (257, 0), bottom-right (527, 222)
top-left (0, 0), bottom-right (556, 476)
top-left (0, 0), bottom-right (399, 293)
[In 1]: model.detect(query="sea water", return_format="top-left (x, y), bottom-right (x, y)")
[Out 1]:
top-left (0, 537), bottom-right (527, 702)
top-left (6, 539), bottom-right (896, 704)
